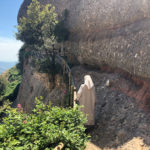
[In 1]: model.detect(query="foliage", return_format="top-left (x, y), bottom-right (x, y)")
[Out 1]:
top-left (16, 0), bottom-right (70, 81)
top-left (0, 66), bottom-right (22, 103)
top-left (54, 9), bottom-right (70, 43)
top-left (32, 57), bottom-right (63, 75)
top-left (16, 0), bottom-right (58, 51)
top-left (0, 97), bottom-right (89, 150)
top-left (0, 100), bottom-right (11, 122)
top-left (16, 44), bottom-right (27, 74)
top-left (0, 76), bottom-right (7, 96)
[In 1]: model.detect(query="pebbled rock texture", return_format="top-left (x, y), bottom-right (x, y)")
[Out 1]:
top-left (72, 65), bottom-right (150, 150)
top-left (18, 0), bottom-right (150, 79)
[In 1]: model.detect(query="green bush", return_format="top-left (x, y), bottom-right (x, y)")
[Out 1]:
top-left (0, 77), bottom-right (7, 96)
top-left (0, 97), bottom-right (89, 150)
top-left (16, 44), bottom-right (27, 74)
top-left (0, 66), bottom-right (21, 103)
top-left (16, 0), bottom-right (58, 51)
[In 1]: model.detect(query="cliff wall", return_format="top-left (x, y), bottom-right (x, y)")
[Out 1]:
top-left (17, 57), bottom-right (66, 112)
top-left (18, 0), bottom-right (150, 79)
top-left (17, 1), bottom-right (150, 148)
top-left (72, 65), bottom-right (150, 150)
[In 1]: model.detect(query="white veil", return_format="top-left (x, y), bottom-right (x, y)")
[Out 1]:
top-left (84, 75), bottom-right (94, 89)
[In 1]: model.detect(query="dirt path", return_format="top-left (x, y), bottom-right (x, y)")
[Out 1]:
top-left (86, 137), bottom-right (149, 150)
top-left (86, 142), bottom-right (101, 150)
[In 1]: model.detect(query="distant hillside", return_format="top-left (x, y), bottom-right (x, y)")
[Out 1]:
top-left (0, 66), bottom-right (21, 103)
top-left (0, 61), bottom-right (17, 74)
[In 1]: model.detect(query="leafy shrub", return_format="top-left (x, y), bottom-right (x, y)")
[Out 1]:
top-left (0, 76), bottom-right (7, 96)
top-left (16, 44), bottom-right (27, 74)
top-left (0, 100), bottom-right (11, 122)
top-left (16, 0), bottom-right (58, 51)
top-left (0, 66), bottom-right (21, 104)
top-left (0, 97), bottom-right (89, 150)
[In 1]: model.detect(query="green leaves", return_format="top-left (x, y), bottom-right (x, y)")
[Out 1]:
top-left (0, 76), bottom-right (7, 96)
top-left (0, 97), bottom-right (89, 149)
top-left (16, 0), bottom-right (58, 51)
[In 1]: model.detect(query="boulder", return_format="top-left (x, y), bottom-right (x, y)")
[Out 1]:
top-left (18, 0), bottom-right (150, 79)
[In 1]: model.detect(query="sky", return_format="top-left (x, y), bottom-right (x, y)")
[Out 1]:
top-left (0, 0), bottom-right (24, 62)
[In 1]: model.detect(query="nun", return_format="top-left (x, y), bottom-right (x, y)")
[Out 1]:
top-left (76, 75), bottom-right (96, 126)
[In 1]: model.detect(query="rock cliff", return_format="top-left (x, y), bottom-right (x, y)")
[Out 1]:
top-left (17, 57), bottom-right (66, 112)
top-left (72, 65), bottom-right (150, 150)
top-left (18, 0), bottom-right (150, 79)
top-left (17, 0), bottom-right (150, 149)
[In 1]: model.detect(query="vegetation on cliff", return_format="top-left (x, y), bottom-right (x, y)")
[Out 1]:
top-left (16, 44), bottom-right (29, 74)
top-left (0, 66), bottom-right (21, 105)
top-left (0, 77), bottom-right (7, 96)
top-left (54, 9), bottom-right (70, 43)
top-left (16, 0), bottom-right (58, 51)
top-left (0, 97), bottom-right (89, 150)
top-left (0, 66), bottom-right (21, 121)
top-left (16, 0), bottom-right (71, 91)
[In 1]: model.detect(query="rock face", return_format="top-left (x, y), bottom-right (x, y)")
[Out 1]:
top-left (72, 65), bottom-right (150, 150)
top-left (17, 58), bottom-right (66, 112)
top-left (17, 1), bottom-right (150, 148)
top-left (18, 0), bottom-right (150, 79)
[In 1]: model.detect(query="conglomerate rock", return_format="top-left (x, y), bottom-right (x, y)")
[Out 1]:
top-left (17, 1), bottom-right (150, 148)
top-left (72, 65), bottom-right (150, 150)
top-left (18, 0), bottom-right (150, 79)
top-left (16, 57), bottom-right (66, 112)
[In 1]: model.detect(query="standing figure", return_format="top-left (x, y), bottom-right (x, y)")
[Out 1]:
top-left (77, 75), bottom-right (96, 126)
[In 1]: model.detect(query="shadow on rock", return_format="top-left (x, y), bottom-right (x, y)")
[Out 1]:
top-left (72, 65), bottom-right (150, 150)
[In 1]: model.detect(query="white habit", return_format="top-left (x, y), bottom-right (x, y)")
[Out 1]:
top-left (77, 75), bottom-right (96, 125)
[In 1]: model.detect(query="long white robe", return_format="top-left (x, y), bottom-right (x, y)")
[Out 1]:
top-left (77, 75), bottom-right (96, 125)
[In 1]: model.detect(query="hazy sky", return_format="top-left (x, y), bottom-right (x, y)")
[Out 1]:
top-left (0, 0), bottom-right (24, 62)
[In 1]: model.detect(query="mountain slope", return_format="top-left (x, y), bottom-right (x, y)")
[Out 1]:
top-left (0, 61), bottom-right (17, 74)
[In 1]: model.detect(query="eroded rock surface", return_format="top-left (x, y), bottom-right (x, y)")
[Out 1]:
top-left (16, 58), bottom-right (66, 112)
top-left (72, 66), bottom-right (150, 150)
top-left (18, 0), bottom-right (150, 79)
